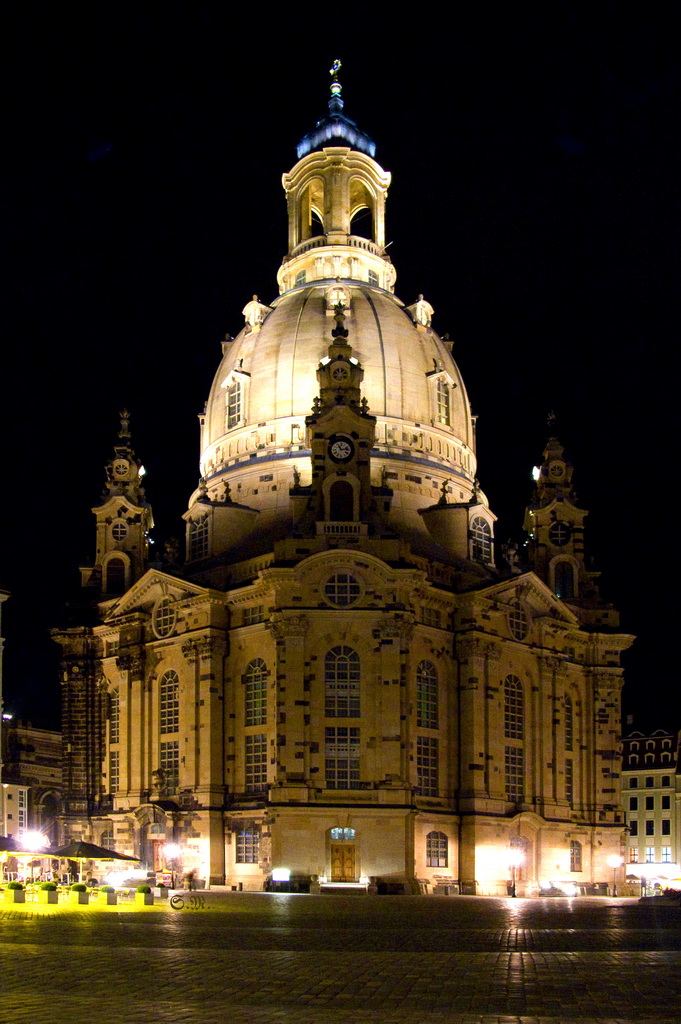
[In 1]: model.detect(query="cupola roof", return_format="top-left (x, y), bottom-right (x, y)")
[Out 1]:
top-left (296, 60), bottom-right (376, 159)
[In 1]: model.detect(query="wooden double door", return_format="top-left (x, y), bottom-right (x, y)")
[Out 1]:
top-left (330, 843), bottom-right (356, 882)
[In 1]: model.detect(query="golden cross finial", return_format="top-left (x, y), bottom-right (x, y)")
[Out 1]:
top-left (330, 59), bottom-right (341, 79)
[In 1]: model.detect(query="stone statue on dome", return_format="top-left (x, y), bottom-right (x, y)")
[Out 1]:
top-left (242, 295), bottom-right (272, 330)
top-left (407, 294), bottom-right (434, 328)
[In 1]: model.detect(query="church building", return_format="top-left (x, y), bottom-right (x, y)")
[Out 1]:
top-left (53, 67), bottom-right (632, 895)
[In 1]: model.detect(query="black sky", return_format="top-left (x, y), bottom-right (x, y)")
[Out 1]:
top-left (1, 5), bottom-right (679, 730)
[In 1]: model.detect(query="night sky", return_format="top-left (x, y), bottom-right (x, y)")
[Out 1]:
top-left (2, 6), bottom-right (678, 731)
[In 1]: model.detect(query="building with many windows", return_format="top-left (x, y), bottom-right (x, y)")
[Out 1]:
top-left (53, 69), bottom-right (632, 895)
top-left (621, 729), bottom-right (680, 890)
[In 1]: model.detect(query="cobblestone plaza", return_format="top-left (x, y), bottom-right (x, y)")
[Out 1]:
top-left (2, 893), bottom-right (681, 1023)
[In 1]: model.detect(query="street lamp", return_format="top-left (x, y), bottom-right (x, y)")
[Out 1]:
top-left (607, 854), bottom-right (623, 897)
top-left (508, 849), bottom-right (524, 898)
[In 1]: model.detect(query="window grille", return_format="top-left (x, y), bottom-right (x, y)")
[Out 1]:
top-left (324, 573), bottom-right (361, 606)
top-left (189, 517), bottom-right (209, 560)
top-left (505, 746), bottom-right (524, 802)
top-left (160, 670), bottom-right (180, 734)
top-left (236, 829), bottom-right (260, 863)
top-left (569, 840), bottom-right (582, 872)
top-left (244, 659), bottom-right (267, 726)
top-left (226, 381), bottom-right (241, 428)
top-left (109, 750), bottom-right (120, 794)
top-left (504, 676), bottom-right (524, 739)
top-left (245, 734), bottom-right (268, 791)
top-left (436, 378), bottom-right (450, 425)
top-left (564, 695), bottom-right (573, 751)
top-left (325, 727), bottom-right (360, 789)
top-left (110, 689), bottom-right (120, 745)
top-left (471, 517), bottom-right (492, 562)
top-left (160, 740), bottom-right (179, 791)
top-left (416, 661), bottom-right (438, 729)
top-left (426, 830), bottom-right (448, 867)
top-left (417, 736), bottom-right (439, 796)
top-left (325, 646), bottom-right (360, 718)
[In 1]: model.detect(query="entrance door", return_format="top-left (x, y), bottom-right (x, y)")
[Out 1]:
top-left (330, 844), bottom-right (356, 881)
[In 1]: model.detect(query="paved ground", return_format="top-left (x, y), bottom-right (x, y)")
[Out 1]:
top-left (2, 893), bottom-right (680, 1023)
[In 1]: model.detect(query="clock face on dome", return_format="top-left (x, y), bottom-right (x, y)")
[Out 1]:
top-left (113, 459), bottom-right (129, 478)
top-left (328, 435), bottom-right (354, 463)
top-left (331, 363), bottom-right (350, 382)
top-left (549, 462), bottom-right (565, 480)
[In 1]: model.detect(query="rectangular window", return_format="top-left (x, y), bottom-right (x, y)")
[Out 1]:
top-left (569, 840), bottom-right (582, 872)
top-left (645, 796), bottom-right (654, 810)
top-left (245, 734), bottom-right (268, 792)
top-left (662, 795), bottom-right (671, 810)
top-left (662, 819), bottom-right (671, 836)
top-left (629, 820), bottom-right (638, 837)
top-left (325, 727), bottom-right (360, 789)
top-left (645, 847), bottom-right (655, 863)
top-left (368, 270), bottom-right (379, 286)
top-left (565, 759), bottom-right (573, 805)
top-left (662, 775), bottom-right (671, 787)
top-left (629, 847), bottom-right (639, 863)
top-left (17, 789), bottom-right (28, 832)
top-left (243, 605), bottom-right (264, 626)
top-left (645, 820), bottom-right (654, 836)
top-left (236, 828), bottom-right (260, 864)
top-left (629, 778), bottom-right (638, 789)
top-left (110, 693), bottom-right (120, 745)
top-left (421, 607), bottom-right (441, 628)
top-left (629, 797), bottom-right (638, 811)
top-left (645, 776), bottom-right (654, 788)
top-left (227, 381), bottom-right (241, 428)
top-left (417, 736), bottom-right (439, 796)
top-left (109, 750), bottom-right (119, 794)
top-left (160, 740), bottom-right (179, 792)
top-left (661, 847), bottom-right (672, 863)
top-left (505, 746), bottom-right (524, 802)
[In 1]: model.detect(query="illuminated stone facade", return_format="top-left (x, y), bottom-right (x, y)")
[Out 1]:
top-left (621, 729), bottom-right (681, 890)
top-left (53, 71), bottom-right (633, 894)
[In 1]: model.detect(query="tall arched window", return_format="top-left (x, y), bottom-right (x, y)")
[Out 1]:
top-left (554, 560), bottom-right (575, 600)
top-left (105, 557), bottom-right (126, 595)
top-left (570, 839), bottom-right (582, 872)
top-left (416, 661), bottom-right (438, 729)
top-left (470, 517), bottom-right (491, 562)
top-left (329, 480), bottom-right (354, 521)
top-left (244, 659), bottom-right (268, 726)
top-left (426, 830), bottom-right (448, 867)
top-left (109, 689), bottom-right (120, 745)
top-left (564, 694), bottom-right (573, 751)
top-left (160, 670), bottom-right (179, 734)
top-left (226, 380), bottom-right (241, 428)
top-left (504, 675), bottom-right (524, 740)
top-left (436, 378), bottom-right (450, 425)
top-left (325, 646), bottom-right (360, 717)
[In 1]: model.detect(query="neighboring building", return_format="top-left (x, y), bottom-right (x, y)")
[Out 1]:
top-left (1, 719), bottom-right (62, 843)
top-left (621, 729), bottom-right (680, 888)
top-left (52, 69), bottom-right (633, 894)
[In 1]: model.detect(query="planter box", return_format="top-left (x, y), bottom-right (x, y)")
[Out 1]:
top-left (3, 889), bottom-right (26, 903)
top-left (98, 892), bottom-right (118, 905)
top-left (134, 892), bottom-right (154, 906)
top-left (69, 892), bottom-right (90, 905)
top-left (37, 891), bottom-right (59, 904)
top-left (152, 887), bottom-right (169, 899)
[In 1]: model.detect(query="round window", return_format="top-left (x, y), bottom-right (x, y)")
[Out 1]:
top-left (324, 572), bottom-right (362, 607)
top-left (549, 522), bottom-right (572, 547)
top-left (152, 597), bottom-right (176, 639)
top-left (112, 520), bottom-right (128, 541)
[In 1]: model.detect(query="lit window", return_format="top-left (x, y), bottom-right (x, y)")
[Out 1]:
top-left (417, 736), bottom-right (439, 796)
top-left (629, 847), bottom-right (639, 863)
top-left (226, 381), bottom-right (241, 428)
top-left (160, 670), bottom-right (180, 734)
top-left (661, 847), bottom-right (672, 863)
top-left (330, 827), bottom-right (356, 841)
top-left (236, 829), bottom-right (260, 863)
top-left (109, 689), bottom-right (120, 745)
top-left (324, 573), bottom-right (361, 607)
top-left (504, 675), bottom-right (524, 739)
top-left (505, 746), bottom-right (524, 802)
top-left (569, 840), bottom-right (582, 872)
top-left (645, 847), bottom-right (655, 863)
top-left (244, 659), bottom-right (268, 726)
top-left (426, 831), bottom-right (448, 867)
top-left (245, 734), bottom-right (268, 792)
top-left (436, 378), bottom-right (450, 425)
top-left (160, 740), bottom-right (179, 792)
top-left (189, 517), bottom-right (209, 560)
top-left (325, 646), bottom-right (360, 718)
top-left (507, 602), bottom-right (528, 640)
top-left (325, 727), bottom-right (360, 789)
top-left (416, 661), bottom-right (438, 729)
top-left (471, 517), bottom-right (492, 562)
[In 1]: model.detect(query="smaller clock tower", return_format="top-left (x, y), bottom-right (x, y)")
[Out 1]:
top-left (80, 410), bottom-right (154, 598)
top-left (302, 305), bottom-right (378, 533)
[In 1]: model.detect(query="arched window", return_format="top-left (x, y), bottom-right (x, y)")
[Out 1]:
top-left (325, 646), bottom-right (360, 717)
top-left (570, 840), bottom-right (582, 872)
top-left (554, 560), bottom-right (575, 600)
top-left (504, 675), bottom-right (523, 740)
top-left (109, 689), bottom-right (120, 745)
top-left (226, 380), bottom-right (241, 428)
top-left (426, 831), bottom-right (448, 867)
top-left (105, 557), bottom-right (126, 595)
top-left (416, 661), bottom-right (438, 729)
top-left (244, 659), bottom-right (268, 726)
top-left (160, 670), bottom-right (179, 734)
top-left (329, 480), bottom-right (354, 521)
top-left (564, 694), bottom-right (573, 751)
top-left (436, 378), bottom-right (450, 425)
top-left (471, 517), bottom-right (491, 562)
top-left (189, 516), bottom-right (209, 560)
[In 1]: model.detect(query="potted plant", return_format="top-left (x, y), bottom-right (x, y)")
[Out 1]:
top-left (152, 882), bottom-right (168, 899)
top-left (98, 884), bottom-right (117, 905)
top-left (3, 881), bottom-right (25, 904)
top-left (69, 882), bottom-right (89, 905)
top-left (38, 881), bottom-right (58, 905)
top-left (135, 884), bottom-right (154, 906)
